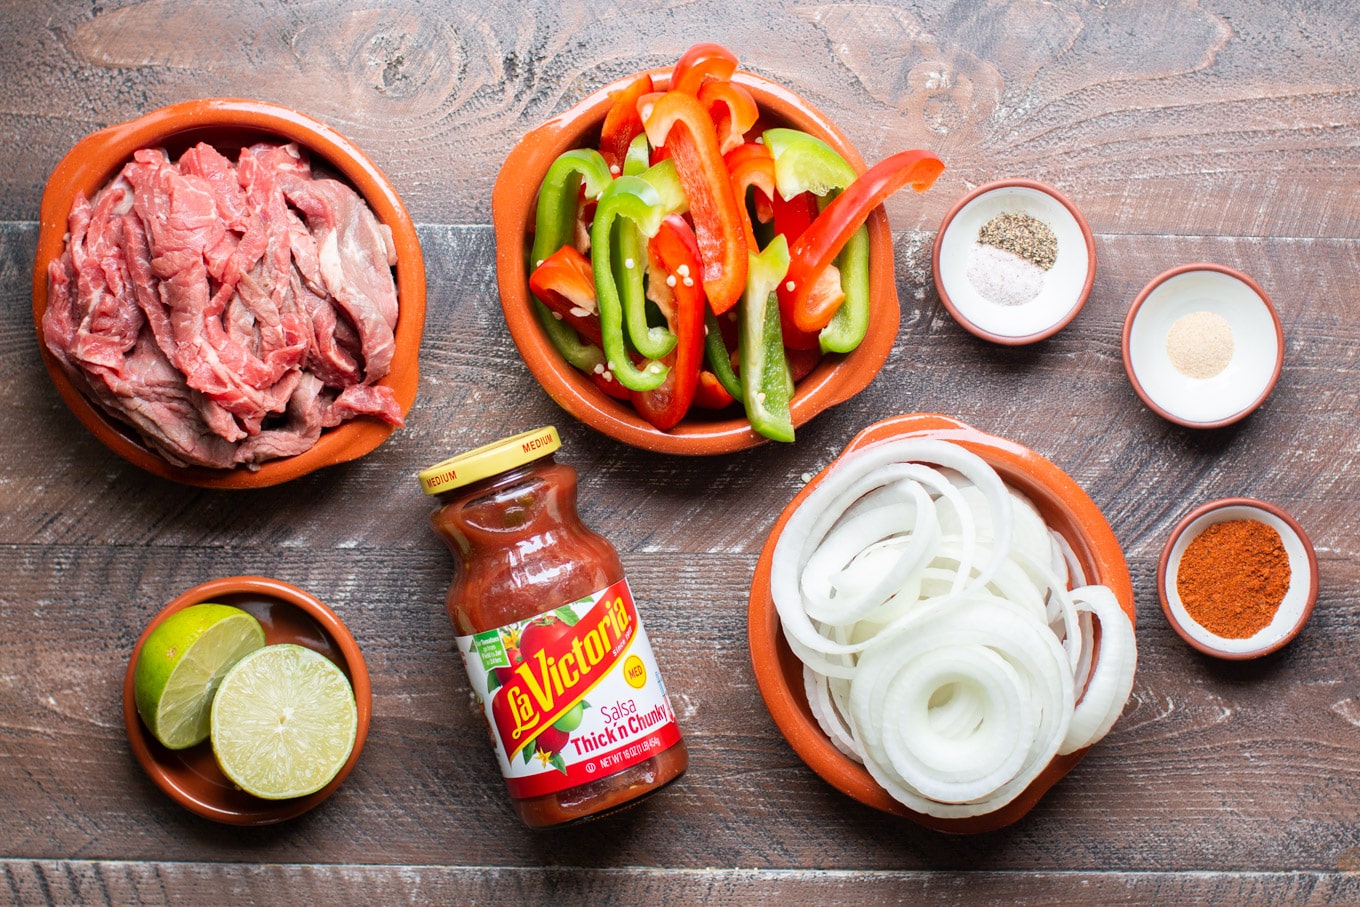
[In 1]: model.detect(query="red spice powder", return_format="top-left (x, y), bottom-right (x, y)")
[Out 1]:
top-left (1176, 519), bottom-right (1291, 639)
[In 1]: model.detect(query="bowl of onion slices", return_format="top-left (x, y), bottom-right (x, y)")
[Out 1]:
top-left (748, 413), bottom-right (1137, 833)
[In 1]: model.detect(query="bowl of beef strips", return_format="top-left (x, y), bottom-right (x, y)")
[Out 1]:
top-left (33, 99), bottom-right (425, 488)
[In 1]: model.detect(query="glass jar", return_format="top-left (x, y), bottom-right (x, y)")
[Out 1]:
top-left (419, 426), bottom-right (688, 828)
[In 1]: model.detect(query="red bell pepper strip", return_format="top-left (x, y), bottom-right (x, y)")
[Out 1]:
top-left (670, 42), bottom-right (738, 95)
top-left (644, 90), bottom-right (748, 314)
top-left (772, 189), bottom-right (819, 243)
top-left (699, 79), bottom-right (759, 154)
top-left (600, 73), bottom-right (655, 175)
top-left (723, 142), bottom-right (777, 251)
top-left (631, 215), bottom-right (706, 430)
top-left (529, 245), bottom-right (603, 348)
top-left (693, 370), bottom-right (736, 410)
top-left (785, 149), bottom-right (944, 333)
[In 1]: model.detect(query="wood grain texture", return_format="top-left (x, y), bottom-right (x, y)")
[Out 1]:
top-left (3, 0), bottom-right (1360, 902)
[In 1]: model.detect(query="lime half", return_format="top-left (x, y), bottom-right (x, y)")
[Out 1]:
top-left (133, 603), bottom-right (267, 750)
top-left (210, 644), bottom-right (358, 800)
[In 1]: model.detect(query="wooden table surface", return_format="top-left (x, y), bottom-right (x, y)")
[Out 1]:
top-left (3, 1), bottom-right (1359, 904)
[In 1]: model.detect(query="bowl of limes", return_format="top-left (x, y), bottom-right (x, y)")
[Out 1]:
top-left (123, 576), bottom-right (371, 825)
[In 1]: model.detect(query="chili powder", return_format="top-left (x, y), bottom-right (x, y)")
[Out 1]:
top-left (1177, 519), bottom-right (1290, 638)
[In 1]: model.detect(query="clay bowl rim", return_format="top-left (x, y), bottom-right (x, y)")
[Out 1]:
top-left (747, 412), bottom-right (1136, 834)
top-left (491, 69), bottom-right (899, 455)
top-left (32, 97), bottom-right (426, 488)
top-left (122, 575), bottom-right (373, 825)
top-left (1155, 496), bottom-right (1318, 660)
top-left (930, 178), bottom-right (1096, 346)
top-left (1120, 262), bottom-right (1283, 429)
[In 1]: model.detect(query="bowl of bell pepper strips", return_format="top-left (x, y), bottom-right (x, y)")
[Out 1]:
top-left (492, 44), bottom-right (944, 454)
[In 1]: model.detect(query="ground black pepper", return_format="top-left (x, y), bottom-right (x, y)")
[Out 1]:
top-left (978, 212), bottom-right (1058, 270)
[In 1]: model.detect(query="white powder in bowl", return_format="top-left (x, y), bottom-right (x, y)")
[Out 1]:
top-left (1166, 310), bottom-right (1234, 379)
top-left (965, 243), bottom-right (1045, 307)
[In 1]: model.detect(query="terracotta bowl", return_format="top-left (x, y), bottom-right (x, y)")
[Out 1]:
top-left (932, 179), bottom-right (1096, 345)
top-left (1122, 263), bottom-right (1283, 428)
top-left (1157, 497), bottom-right (1317, 659)
top-left (32, 98), bottom-right (426, 488)
top-left (491, 70), bottom-right (899, 455)
top-left (123, 576), bottom-right (372, 825)
top-left (748, 413), bottom-right (1136, 833)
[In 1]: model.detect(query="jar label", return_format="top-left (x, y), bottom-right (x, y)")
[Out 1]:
top-left (456, 577), bottom-right (682, 799)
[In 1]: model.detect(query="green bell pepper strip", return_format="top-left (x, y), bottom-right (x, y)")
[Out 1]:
top-left (762, 129), bottom-right (872, 352)
top-left (763, 128), bottom-right (858, 199)
top-left (623, 132), bottom-right (651, 176)
top-left (739, 234), bottom-right (795, 443)
top-left (818, 225), bottom-right (870, 353)
top-left (636, 157), bottom-right (689, 216)
top-left (614, 216), bottom-right (676, 359)
top-left (590, 176), bottom-right (670, 392)
top-left (529, 149), bottom-right (613, 272)
top-left (527, 149), bottom-right (613, 372)
top-left (703, 308), bottom-right (742, 400)
top-left (612, 158), bottom-right (688, 360)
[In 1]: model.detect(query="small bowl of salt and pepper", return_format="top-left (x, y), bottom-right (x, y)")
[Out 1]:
top-left (932, 178), bottom-right (1097, 344)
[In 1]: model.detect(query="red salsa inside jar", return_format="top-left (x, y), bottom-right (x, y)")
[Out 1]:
top-left (419, 426), bottom-right (687, 827)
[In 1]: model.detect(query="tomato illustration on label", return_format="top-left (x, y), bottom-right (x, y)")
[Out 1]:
top-left (457, 578), bottom-right (683, 799)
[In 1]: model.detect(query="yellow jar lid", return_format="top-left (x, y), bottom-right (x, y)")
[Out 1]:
top-left (418, 426), bottom-right (561, 496)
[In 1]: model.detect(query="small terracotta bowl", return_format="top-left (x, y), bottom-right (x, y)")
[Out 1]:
top-left (932, 179), bottom-right (1096, 345)
top-left (492, 70), bottom-right (899, 455)
top-left (32, 98), bottom-right (426, 488)
top-left (748, 413), bottom-right (1135, 833)
top-left (1122, 263), bottom-right (1283, 428)
top-left (123, 576), bottom-right (372, 825)
top-left (1157, 497), bottom-right (1317, 660)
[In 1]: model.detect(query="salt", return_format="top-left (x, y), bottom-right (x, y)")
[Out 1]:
top-left (966, 243), bottom-right (1046, 307)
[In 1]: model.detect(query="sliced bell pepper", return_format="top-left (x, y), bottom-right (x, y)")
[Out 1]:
top-left (703, 308), bottom-right (742, 400)
top-left (644, 90), bottom-right (748, 314)
top-left (636, 157), bottom-right (689, 216)
top-left (784, 148), bottom-right (943, 334)
top-left (699, 79), bottom-right (759, 154)
top-left (623, 132), bottom-right (652, 177)
top-left (590, 175), bottom-right (670, 392)
top-left (529, 148), bottom-right (614, 272)
top-left (670, 42), bottom-right (738, 95)
top-left (529, 245), bottom-right (603, 347)
top-left (772, 188), bottom-right (819, 242)
top-left (631, 215), bottom-right (706, 430)
top-left (724, 141), bottom-right (777, 251)
top-left (614, 216), bottom-right (676, 360)
top-left (693, 370), bottom-right (736, 410)
top-left (763, 128), bottom-right (859, 199)
top-left (600, 73), bottom-right (655, 175)
top-left (739, 234), bottom-right (795, 442)
top-left (534, 301), bottom-right (607, 374)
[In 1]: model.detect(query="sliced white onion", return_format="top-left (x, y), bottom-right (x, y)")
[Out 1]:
top-left (771, 438), bottom-right (1137, 819)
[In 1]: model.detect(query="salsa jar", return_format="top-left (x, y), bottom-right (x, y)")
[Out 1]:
top-left (418, 426), bottom-right (688, 827)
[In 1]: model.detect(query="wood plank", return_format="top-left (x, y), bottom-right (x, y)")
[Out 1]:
top-left (6, 863), bottom-right (1360, 907)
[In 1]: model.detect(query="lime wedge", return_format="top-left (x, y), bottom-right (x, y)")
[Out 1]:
top-left (210, 644), bottom-right (358, 800)
top-left (133, 603), bottom-right (267, 750)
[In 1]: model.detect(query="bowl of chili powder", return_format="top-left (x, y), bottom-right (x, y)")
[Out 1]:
top-left (1157, 497), bottom-right (1318, 659)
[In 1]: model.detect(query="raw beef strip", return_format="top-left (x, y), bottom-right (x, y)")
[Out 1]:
top-left (280, 173), bottom-right (398, 380)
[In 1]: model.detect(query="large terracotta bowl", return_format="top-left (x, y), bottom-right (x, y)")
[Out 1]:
top-left (123, 576), bottom-right (372, 825)
top-left (748, 413), bottom-right (1136, 833)
top-left (492, 70), bottom-right (900, 455)
top-left (32, 99), bottom-right (426, 488)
